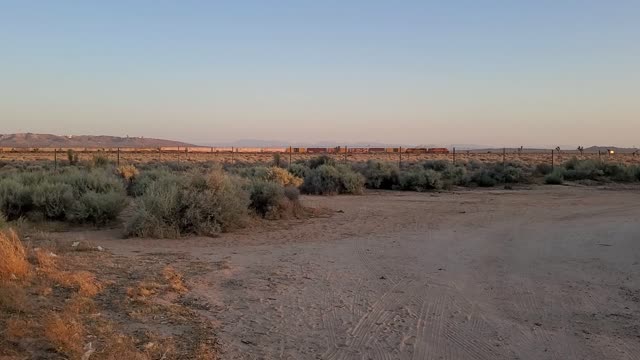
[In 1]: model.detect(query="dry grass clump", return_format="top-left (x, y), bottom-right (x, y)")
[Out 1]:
top-left (126, 281), bottom-right (162, 301)
top-left (0, 228), bottom-right (219, 359)
top-left (0, 229), bottom-right (30, 281)
top-left (0, 284), bottom-right (28, 313)
top-left (194, 342), bottom-right (218, 360)
top-left (33, 248), bottom-right (102, 297)
top-left (117, 164), bottom-right (140, 182)
top-left (4, 317), bottom-right (33, 341)
top-left (43, 312), bottom-right (86, 357)
top-left (163, 266), bottom-right (188, 294)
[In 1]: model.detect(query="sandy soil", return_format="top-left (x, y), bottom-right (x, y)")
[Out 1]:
top-left (60, 186), bottom-right (640, 359)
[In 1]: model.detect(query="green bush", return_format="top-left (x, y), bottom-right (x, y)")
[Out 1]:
top-left (308, 155), bottom-right (336, 169)
top-left (357, 160), bottom-right (399, 189)
top-left (398, 168), bottom-right (443, 191)
top-left (249, 180), bottom-right (285, 217)
top-left (70, 191), bottom-right (127, 225)
top-left (0, 169), bottom-right (127, 224)
top-left (441, 165), bottom-right (468, 187)
top-left (301, 164), bottom-right (364, 195)
top-left (128, 169), bottom-right (174, 197)
top-left (288, 163), bottom-right (310, 179)
top-left (535, 163), bottom-right (554, 176)
top-left (0, 180), bottom-right (32, 220)
top-left (545, 169), bottom-right (565, 184)
top-left (236, 166), bottom-right (303, 187)
top-left (126, 171), bottom-right (250, 238)
top-left (32, 182), bottom-right (74, 220)
top-left (92, 154), bottom-right (110, 168)
top-left (283, 186), bottom-right (300, 201)
top-left (470, 170), bottom-right (497, 187)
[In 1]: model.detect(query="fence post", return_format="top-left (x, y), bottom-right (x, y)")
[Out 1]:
top-left (158, 148), bottom-right (161, 161)
top-left (551, 149), bottom-right (555, 169)
top-left (503, 147), bottom-right (506, 167)
top-left (289, 146), bottom-right (292, 169)
top-left (344, 146), bottom-right (348, 164)
top-left (399, 146), bottom-right (402, 168)
top-left (54, 149), bottom-right (57, 170)
top-left (117, 147), bottom-right (120, 167)
top-left (453, 147), bottom-right (456, 165)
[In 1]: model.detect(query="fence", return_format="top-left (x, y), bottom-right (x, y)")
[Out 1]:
top-left (1, 146), bottom-right (638, 168)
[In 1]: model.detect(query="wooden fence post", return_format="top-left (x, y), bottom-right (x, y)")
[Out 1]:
top-left (453, 147), bottom-right (456, 165)
top-left (503, 147), bottom-right (506, 167)
top-left (399, 146), bottom-right (402, 168)
top-left (54, 149), bottom-right (57, 170)
top-left (117, 148), bottom-right (120, 167)
top-left (551, 149), bottom-right (555, 169)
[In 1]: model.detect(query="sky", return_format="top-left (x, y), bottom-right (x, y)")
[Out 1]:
top-left (1, 1), bottom-right (639, 147)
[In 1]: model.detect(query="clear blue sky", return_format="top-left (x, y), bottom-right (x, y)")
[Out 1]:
top-left (1, 1), bottom-right (639, 147)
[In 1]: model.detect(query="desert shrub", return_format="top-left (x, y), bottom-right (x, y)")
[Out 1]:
top-left (357, 160), bottom-right (399, 189)
top-left (267, 167), bottom-right (303, 187)
top-left (301, 164), bottom-right (364, 195)
top-left (441, 164), bottom-right (469, 187)
top-left (535, 163), bottom-right (554, 176)
top-left (501, 166), bottom-right (525, 183)
top-left (128, 169), bottom-right (174, 197)
top-left (0, 180), bottom-right (33, 220)
top-left (126, 171), bottom-right (250, 238)
top-left (470, 169), bottom-right (497, 187)
top-left (249, 180), bottom-right (285, 217)
top-left (237, 166), bottom-right (303, 187)
top-left (563, 159), bottom-right (603, 181)
top-left (92, 154), bottom-right (110, 168)
top-left (31, 182), bottom-right (75, 220)
top-left (283, 186), bottom-right (300, 201)
top-left (288, 163), bottom-right (311, 179)
top-left (272, 153), bottom-right (282, 167)
top-left (69, 191), bottom-right (127, 225)
top-left (545, 168), bottom-right (565, 184)
top-left (67, 149), bottom-right (79, 165)
top-left (308, 155), bottom-right (336, 169)
top-left (422, 160), bottom-right (450, 172)
top-left (398, 168), bottom-right (443, 191)
top-left (117, 165), bottom-right (139, 183)
top-left (0, 169), bottom-right (127, 224)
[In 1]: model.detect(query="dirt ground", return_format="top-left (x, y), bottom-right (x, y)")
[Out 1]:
top-left (50, 185), bottom-right (638, 360)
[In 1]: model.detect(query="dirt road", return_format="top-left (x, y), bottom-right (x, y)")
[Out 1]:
top-left (106, 186), bottom-right (640, 359)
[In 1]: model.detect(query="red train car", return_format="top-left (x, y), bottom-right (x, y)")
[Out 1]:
top-left (427, 148), bottom-right (450, 154)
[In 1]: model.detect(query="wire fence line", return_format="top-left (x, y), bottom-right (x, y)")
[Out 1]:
top-left (2, 146), bottom-right (639, 169)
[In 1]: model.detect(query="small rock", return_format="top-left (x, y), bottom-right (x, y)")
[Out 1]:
top-left (534, 322), bottom-right (542, 327)
top-left (72, 241), bottom-right (80, 247)
top-left (379, 276), bottom-right (387, 280)
top-left (96, 246), bottom-right (104, 252)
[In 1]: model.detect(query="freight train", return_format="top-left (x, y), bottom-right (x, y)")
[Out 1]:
top-left (0, 146), bottom-right (450, 154)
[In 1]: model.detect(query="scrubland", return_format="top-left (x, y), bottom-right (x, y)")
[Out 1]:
top-left (2, 153), bottom-right (640, 359)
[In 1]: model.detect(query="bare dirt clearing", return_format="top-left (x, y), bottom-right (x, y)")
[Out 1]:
top-left (68, 186), bottom-right (640, 359)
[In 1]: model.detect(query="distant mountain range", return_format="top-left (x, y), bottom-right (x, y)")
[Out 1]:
top-left (1, 134), bottom-right (637, 153)
top-left (0, 133), bottom-right (195, 148)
